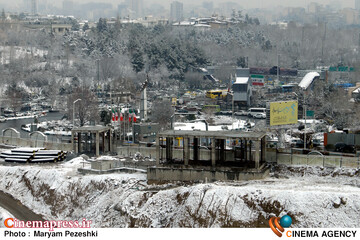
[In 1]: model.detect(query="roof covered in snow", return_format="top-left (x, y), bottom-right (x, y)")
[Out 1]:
top-left (72, 125), bottom-right (111, 133)
top-left (298, 72), bottom-right (320, 90)
top-left (235, 77), bottom-right (249, 84)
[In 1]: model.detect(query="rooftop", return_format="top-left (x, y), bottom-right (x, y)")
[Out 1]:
top-left (158, 130), bottom-right (266, 140)
top-left (235, 77), bottom-right (249, 84)
top-left (298, 72), bottom-right (320, 90)
top-left (72, 125), bottom-right (111, 133)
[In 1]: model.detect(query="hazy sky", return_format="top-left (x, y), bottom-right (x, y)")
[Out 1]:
top-left (0, 0), bottom-right (356, 11)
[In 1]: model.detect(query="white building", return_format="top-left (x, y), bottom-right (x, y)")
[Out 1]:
top-left (232, 76), bottom-right (252, 107)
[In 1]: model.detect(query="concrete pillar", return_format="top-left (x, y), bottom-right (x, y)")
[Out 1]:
top-left (102, 132), bottom-right (105, 154)
top-left (184, 137), bottom-right (189, 166)
top-left (249, 140), bottom-right (252, 163)
top-left (108, 130), bottom-right (112, 152)
top-left (211, 138), bottom-right (216, 167)
top-left (156, 137), bottom-right (160, 166)
top-left (193, 137), bottom-right (199, 161)
top-left (244, 140), bottom-right (247, 161)
top-left (72, 131), bottom-right (75, 153)
top-left (77, 132), bottom-right (81, 154)
top-left (166, 137), bottom-right (173, 161)
top-left (85, 133), bottom-right (89, 152)
top-left (96, 132), bottom-right (100, 156)
top-left (255, 140), bottom-right (260, 169)
top-left (261, 137), bottom-right (266, 162)
top-left (220, 139), bottom-right (225, 161)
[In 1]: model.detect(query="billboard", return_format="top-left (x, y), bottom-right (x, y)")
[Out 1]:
top-left (270, 101), bottom-right (298, 126)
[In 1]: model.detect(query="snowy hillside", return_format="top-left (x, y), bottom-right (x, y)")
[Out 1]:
top-left (0, 159), bottom-right (359, 228)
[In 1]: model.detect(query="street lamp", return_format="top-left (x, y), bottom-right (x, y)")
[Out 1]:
top-left (73, 99), bottom-right (82, 127)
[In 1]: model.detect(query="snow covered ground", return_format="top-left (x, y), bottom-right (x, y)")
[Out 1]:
top-left (0, 207), bottom-right (13, 228)
top-left (0, 158), bottom-right (359, 228)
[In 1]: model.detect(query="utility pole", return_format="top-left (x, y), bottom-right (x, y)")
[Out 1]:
top-left (321, 22), bottom-right (327, 63)
top-left (73, 99), bottom-right (81, 127)
top-left (232, 93), bottom-right (234, 119)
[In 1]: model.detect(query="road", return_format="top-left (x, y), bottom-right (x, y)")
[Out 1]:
top-left (0, 190), bottom-right (44, 221)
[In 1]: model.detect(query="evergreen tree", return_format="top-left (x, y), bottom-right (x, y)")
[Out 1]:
top-left (97, 18), bottom-right (107, 33)
top-left (82, 22), bottom-right (89, 32)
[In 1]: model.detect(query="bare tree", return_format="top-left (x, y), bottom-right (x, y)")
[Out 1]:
top-left (150, 100), bottom-right (174, 129)
top-left (185, 72), bottom-right (205, 89)
top-left (68, 85), bottom-right (99, 126)
top-left (6, 82), bottom-right (24, 116)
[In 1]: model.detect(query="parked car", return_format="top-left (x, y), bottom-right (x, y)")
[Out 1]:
top-left (334, 142), bottom-right (355, 153)
top-left (253, 113), bottom-right (266, 119)
top-left (234, 110), bottom-right (247, 116)
top-left (0, 116), bottom-right (6, 122)
top-left (176, 108), bottom-right (188, 113)
top-left (216, 111), bottom-right (232, 116)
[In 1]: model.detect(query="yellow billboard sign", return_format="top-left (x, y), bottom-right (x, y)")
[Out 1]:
top-left (270, 101), bottom-right (298, 126)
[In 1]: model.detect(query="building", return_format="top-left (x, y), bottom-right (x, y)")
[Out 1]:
top-left (170, 1), bottom-right (183, 22)
top-left (71, 126), bottom-right (112, 156)
top-left (125, 0), bottom-right (144, 19)
top-left (340, 8), bottom-right (360, 25)
top-left (356, 0), bottom-right (360, 11)
top-left (31, 0), bottom-right (38, 15)
top-left (308, 2), bottom-right (320, 13)
top-left (232, 76), bottom-right (252, 108)
top-left (147, 130), bottom-right (269, 183)
top-left (118, 3), bottom-right (129, 18)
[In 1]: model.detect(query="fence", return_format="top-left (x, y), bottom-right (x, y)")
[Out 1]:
top-left (277, 152), bottom-right (360, 168)
top-left (0, 136), bottom-right (72, 151)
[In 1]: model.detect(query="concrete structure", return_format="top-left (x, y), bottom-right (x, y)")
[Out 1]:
top-left (107, 91), bottom-right (133, 103)
top-left (148, 130), bottom-right (268, 183)
top-left (51, 24), bottom-right (72, 34)
top-left (29, 131), bottom-right (47, 147)
top-left (3, 128), bottom-right (20, 138)
top-left (232, 76), bottom-right (252, 107)
top-left (133, 123), bottom-right (160, 143)
top-left (91, 159), bottom-right (122, 171)
top-left (71, 126), bottom-right (112, 156)
top-left (0, 136), bottom-right (72, 151)
top-left (170, 1), bottom-right (184, 22)
top-left (125, 0), bottom-right (144, 19)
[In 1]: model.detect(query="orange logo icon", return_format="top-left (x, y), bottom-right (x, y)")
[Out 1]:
top-left (269, 215), bottom-right (292, 237)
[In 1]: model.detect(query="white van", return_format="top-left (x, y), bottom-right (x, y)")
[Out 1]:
top-left (247, 108), bottom-right (266, 117)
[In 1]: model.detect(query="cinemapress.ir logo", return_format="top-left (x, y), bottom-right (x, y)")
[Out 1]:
top-left (269, 215), bottom-right (292, 237)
